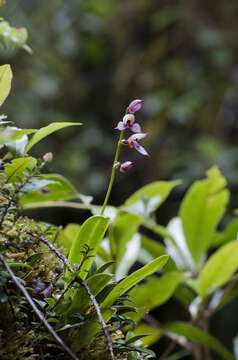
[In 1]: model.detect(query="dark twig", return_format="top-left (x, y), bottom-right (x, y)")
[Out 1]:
top-left (0, 252), bottom-right (80, 360)
top-left (80, 279), bottom-right (115, 360)
top-left (28, 231), bottom-right (115, 360)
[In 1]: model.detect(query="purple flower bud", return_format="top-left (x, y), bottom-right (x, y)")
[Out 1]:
top-left (120, 161), bottom-right (134, 173)
top-left (43, 152), bottom-right (53, 162)
top-left (128, 99), bottom-right (144, 113)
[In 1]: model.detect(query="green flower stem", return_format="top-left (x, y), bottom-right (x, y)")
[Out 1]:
top-left (100, 131), bottom-right (124, 216)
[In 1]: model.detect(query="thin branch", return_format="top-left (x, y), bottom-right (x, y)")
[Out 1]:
top-left (28, 231), bottom-right (115, 360)
top-left (0, 252), bottom-right (80, 360)
top-left (80, 279), bottom-right (115, 360)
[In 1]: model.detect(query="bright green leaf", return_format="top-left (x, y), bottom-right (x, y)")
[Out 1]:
top-left (24, 122), bottom-right (82, 153)
top-left (124, 180), bottom-right (181, 216)
top-left (59, 223), bottom-right (81, 251)
top-left (198, 241), bottom-right (238, 298)
top-left (67, 215), bottom-right (110, 280)
top-left (126, 273), bottom-right (185, 322)
top-left (180, 166), bottom-right (229, 264)
top-left (0, 64), bottom-right (12, 106)
top-left (133, 323), bottom-right (162, 346)
top-left (100, 255), bottom-right (168, 309)
top-left (163, 322), bottom-right (235, 360)
top-left (109, 212), bottom-right (141, 267)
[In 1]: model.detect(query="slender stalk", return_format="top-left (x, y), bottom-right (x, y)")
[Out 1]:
top-left (100, 131), bottom-right (124, 216)
top-left (21, 201), bottom-right (100, 212)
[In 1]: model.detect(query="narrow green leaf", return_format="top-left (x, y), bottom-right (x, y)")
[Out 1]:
top-left (67, 216), bottom-right (110, 280)
top-left (180, 166), bottom-right (229, 263)
top-left (59, 223), bottom-right (81, 251)
top-left (198, 241), bottom-right (238, 298)
top-left (101, 255), bottom-right (168, 309)
top-left (24, 122), bottom-right (82, 153)
top-left (4, 156), bottom-right (37, 183)
top-left (163, 322), bottom-right (235, 360)
top-left (124, 180), bottom-right (181, 216)
top-left (133, 323), bottom-right (162, 346)
top-left (67, 273), bottom-right (112, 315)
top-left (126, 272), bottom-right (185, 322)
top-left (0, 64), bottom-right (12, 106)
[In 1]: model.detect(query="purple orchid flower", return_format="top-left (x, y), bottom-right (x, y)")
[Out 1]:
top-left (120, 161), bottom-right (134, 173)
top-left (122, 133), bottom-right (150, 157)
top-left (115, 114), bottom-right (141, 133)
top-left (127, 99), bottom-right (144, 113)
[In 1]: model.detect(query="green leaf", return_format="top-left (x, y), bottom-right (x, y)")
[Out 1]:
top-left (124, 180), bottom-right (181, 216)
top-left (109, 212), bottom-right (141, 267)
top-left (71, 309), bottom-right (116, 351)
top-left (0, 64), bottom-right (12, 106)
top-left (100, 255), bottom-right (168, 309)
top-left (124, 332), bottom-right (152, 345)
top-left (19, 174), bottom-right (78, 204)
top-left (59, 223), bottom-right (81, 251)
top-left (67, 273), bottom-right (112, 315)
top-left (179, 166), bottom-right (229, 264)
top-left (24, 122), bottom-right (82, 153)
top-left (67, 216), bottom-right (110, 280)
top-left (133, 323), bottom-right (162, 346)
top-left (163, 322), bottom-right (235, 360)
top-left (198, 241), bottom-right (238, 298)
top-left (4, 156), bottom-right (37, 183)
top-left (126, 273), bottom-right (185, 322)
top-left (212, 218), bottom-right (238, 247)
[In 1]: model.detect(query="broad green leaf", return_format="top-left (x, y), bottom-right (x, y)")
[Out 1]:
top-left (198, 241), bottom-right (238, 298)
top-left (0, 64), bottom-right (12, 106)
top-left (20, 174), bottom-right (78, 204)
top-left (139, 234), bottom-right (177, 272)
top-left (124, 180), bottom-right (181, 216)
top-left (67, 273), bottom-right (112, 315)
top-left (24, 122), bottom-right (82, 153)
top-left (174, 284), bottom-right (196, 307)
top-left (100, 255), bottom-right (168, 309)
top-left (163, 322), bottom-right (235, 360)
top-left (4, 156), bottom-right (37, 183)
top-left (67, 216), bottom-right (110, 280)
top-left (126, 273), bottom-right (185, 322)
top-left (109, 212), bottom-right (141, 267)
top-left (133, 323), bottom-right (162, 346)
top-left (180, 166), bottom-right (229, 263)
top-left (59, 223), bottom-right (81, 251)
top-left (71, 309), bottom-right (116, 351)
top-left (212, 218), bottom-right (238, 247)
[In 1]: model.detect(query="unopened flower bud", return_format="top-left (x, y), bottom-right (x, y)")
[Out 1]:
top-left (128, 99), bottom-right (144, 113)
top-left (120, 161), bottom-right (134, 173)
top-left (43, 152), bottom-right (53, 162)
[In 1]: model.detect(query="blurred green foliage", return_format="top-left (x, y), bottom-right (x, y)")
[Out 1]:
top-left (0, 0), bottom-right (238, 207)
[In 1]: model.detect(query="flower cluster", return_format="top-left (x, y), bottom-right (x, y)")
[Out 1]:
top-left (115, 99), bottom-right (149, 173)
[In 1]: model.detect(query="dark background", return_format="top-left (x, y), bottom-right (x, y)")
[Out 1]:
top-left (1, 0), bottom-right (238, 357)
